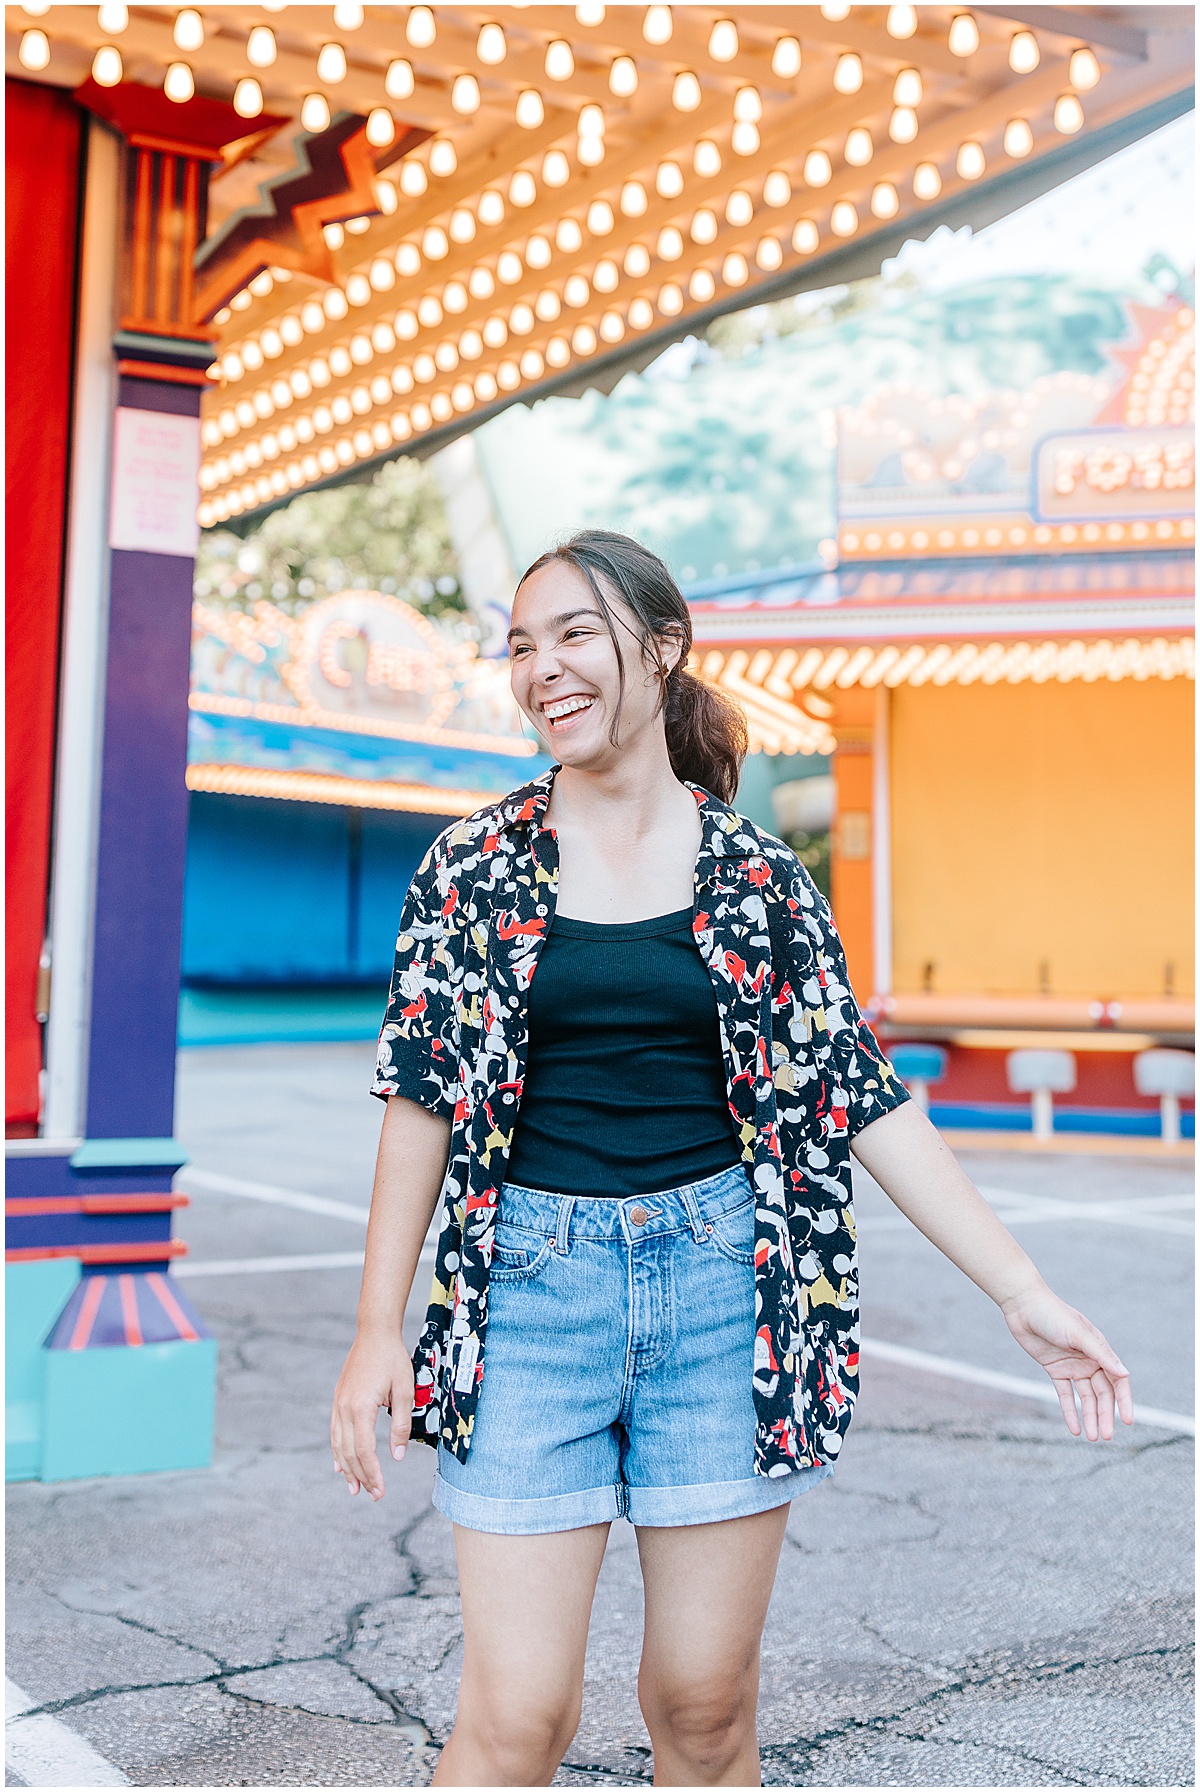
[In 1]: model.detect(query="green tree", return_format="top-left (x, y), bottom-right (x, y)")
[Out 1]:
top-left (194, 455), bottom-right (464, 620)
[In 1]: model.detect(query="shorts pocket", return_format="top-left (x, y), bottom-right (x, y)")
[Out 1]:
top-left (489, 1222), bottom-right (555, 1280)
top-left (705, 1195), bottom-right (756, 1266)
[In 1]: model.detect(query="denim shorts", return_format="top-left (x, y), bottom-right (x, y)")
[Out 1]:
top-left (432, 1163), bottom-right (832, 1534)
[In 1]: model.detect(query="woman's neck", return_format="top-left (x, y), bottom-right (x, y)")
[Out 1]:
top-left (547, 736), bottom-right (694, 845)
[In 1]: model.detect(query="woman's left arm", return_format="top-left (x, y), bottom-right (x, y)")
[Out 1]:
top-left (849, 1101), bottom-right (1134, 1441)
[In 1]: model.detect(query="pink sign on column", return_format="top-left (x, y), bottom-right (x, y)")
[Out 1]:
top-left (108, 407), bottom-right (202, 558)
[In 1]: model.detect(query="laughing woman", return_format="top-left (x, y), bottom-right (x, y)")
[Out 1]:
top-left (331, 530), bottom-right (1132, 1788)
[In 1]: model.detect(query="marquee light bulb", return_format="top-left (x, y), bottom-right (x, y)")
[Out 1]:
top-left (804, 150), bottom-right (832, 187)
top-left (871, 181), bottom-right (899, 218)
top-left (620, 180), bottom-right (648, 217)
top-left (317, 42), bottom-right (347, 83)
top-left (301, 91), bottom-right (331, 131)
top-left (1070, 47), bottom-right (1100, 89)
top-left (893, 66), bottom-right (922, 106)
top-left (398, 157), bottom-right (427, 196)
top-left (913, 161), bottom-right (941, 199)
top-left (1054, 91), bottom-right (1084, 133)
top-left (545, 39), bottom-right (575, 80)
top-left (165, 60), bottom-right (196, 102)
top-left (333, 2), bottom-right (363, 27)
top-left (763, 169), bottom-right (791, 207)
top-left (578, 102), bottom-right (605, 137)
top-left (845, 126), bottom-right (873, 165)
top-left (655, 159), bottom-right (684, 198)
top-left (820, 2), bottom-right (851, 18)
top-left (731, 121), bottom-right (759, 155)
top-left (690, 207), bottom-right (717, 243)
top-left (576, 1), bottom-right (605, 23)
top-left (725, 189), bottom-right (753, 226)
top-left (386, 59), bottom-right (415, 98)
top-left (956, 139), bottom-right (985, 178)
top-left (734, 85), bottom-right (762, 122)
top-left (673, 70), bottom-right (701, 110)
top-left (543, 149), bottom-right (570, 187)
top-left (1004, 117), bottom-right (1033, 157)
top-left (887, 5), bottom-right (917, 37)
top-left (830, 200), bottom-right (858, 237)
top-left (429, 138), bottom-right (457, 175)
top-left (609, 55), bottom-right (638, 96)
top-left (234, 76), bottom-right (264, 116)
top-left (756, 237), bottom-right (783, 271)
top-left (18, 29), bottom-right (50, 69)
top-left (366, 107), bottom-right (396, 145)
top-left (97, 3), bottom-right (128, 31)
top-left (693, 139), bottom-right (721, 177)
top-left (246, 26), bottom-right (276, 66)
top-left (948, 12), bottom-right (979, 56)
top-left (452, 73), bottom-right (480, 113)
top-left (509, 169), bottom-right (537, 206)
top-left (793, 218), bottom-right (818, 253)
top-left (587, 199), bottom-right (615, 234)
top-left (833, 53), bottom-right (863, 94)
top-left (643, 6), bottom-right (672, 45)
top-left (173, 9), bottom-right (204, 52)
top-left (722, 251), bottom-right (748, 286)
top-left (578, 134), bottom-right (603, 166)
top-left (478, 189), bottom-right (505, 225)
top-left (516, 88), bottom-right (545, 127)
top-left (625, 242), bottom-right (651, 276)
top-left (407, 7), bottom-right (436, 47)
top-left (771, 36), bottom-right (801, 80)
top-left (709, 18), bottom-right (738, 61)
top-left (557, 217), bottom-right (584, 253)
top-left (1009, 30), bottom-right (1039, 73)
top-left (889, 106), bottom-right (918, 144)
top-left (477, 23), bottom-right (506, 64)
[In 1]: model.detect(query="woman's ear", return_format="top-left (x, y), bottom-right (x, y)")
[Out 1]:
top-left (660, 626), bottom-right (686, 676)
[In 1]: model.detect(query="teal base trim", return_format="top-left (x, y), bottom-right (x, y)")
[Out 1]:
top-left (179, 983), bottom-right (389, 1046)
top-left (69, 1136), bottom-right (188, 1170)
top-left (6, 1260), bottom-right (81, 1481)
top-left (40, 1339), bottom-right (218, 1482)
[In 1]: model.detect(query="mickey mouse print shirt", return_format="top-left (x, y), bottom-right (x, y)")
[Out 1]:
top-left (371, 769), bottom-right (909, 1481)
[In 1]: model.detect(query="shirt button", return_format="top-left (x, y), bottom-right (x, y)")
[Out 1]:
top-left (629, 1205), bottom-right (649, 1226)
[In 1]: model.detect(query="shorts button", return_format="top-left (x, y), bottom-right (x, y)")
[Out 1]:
top-left (629, 1205), bottom-right (649, 1226)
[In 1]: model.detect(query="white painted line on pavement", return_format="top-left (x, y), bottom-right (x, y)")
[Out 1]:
top-left (177, 1166), bottom-right (371, 1224)
top-left (176, 1243), bottom-right (438, 1278)
top-left (861, 1188), bottom-right (1194, 1236)
top-left (860, 1338), bottom-right (1195, 1435)
top-left (6, 1679), bottom-right (128, 1787)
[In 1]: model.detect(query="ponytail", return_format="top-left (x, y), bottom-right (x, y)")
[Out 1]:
top-left (516, 530), bottom-right (748, 804)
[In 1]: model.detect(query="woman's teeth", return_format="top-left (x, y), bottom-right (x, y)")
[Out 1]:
top-left (544, 696), bottom-right (594, 722)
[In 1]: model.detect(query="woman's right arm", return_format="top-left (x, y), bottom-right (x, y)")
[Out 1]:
top-left (331, 1093), bottom-right (451, 1501)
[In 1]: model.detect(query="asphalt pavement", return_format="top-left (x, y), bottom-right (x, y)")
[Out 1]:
top-left (6, 1042), bottom-right (1194, 1787)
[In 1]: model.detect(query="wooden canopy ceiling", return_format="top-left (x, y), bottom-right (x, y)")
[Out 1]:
top-left (7, 5), bottom-right (1194, 526)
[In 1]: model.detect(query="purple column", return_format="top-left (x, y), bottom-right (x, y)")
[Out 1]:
top-left (85, 376), bottom-right (198, 1141)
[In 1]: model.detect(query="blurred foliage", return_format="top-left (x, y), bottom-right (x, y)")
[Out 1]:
top-left (194, 456), bottom-right (464, 620)
top-left (786, 829), bottom-right (831, 901)
top-left (478, 268), bottom-right (1164, 584)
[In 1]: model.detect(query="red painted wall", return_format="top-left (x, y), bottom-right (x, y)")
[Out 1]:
top-left (5, 81), bottom-right (83, 1131)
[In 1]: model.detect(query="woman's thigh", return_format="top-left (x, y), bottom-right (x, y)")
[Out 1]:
top-left (636, 1504), bottom-right (791, 1693)
top-left (453, 1520), bottom-right (612, 1713)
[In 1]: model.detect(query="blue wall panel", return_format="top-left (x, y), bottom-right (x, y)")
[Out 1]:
top-left (182, 793), bottom-right (442, 985)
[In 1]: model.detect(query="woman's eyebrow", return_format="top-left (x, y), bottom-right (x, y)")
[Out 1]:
top-left (506, 608), bottom-right (602, 641)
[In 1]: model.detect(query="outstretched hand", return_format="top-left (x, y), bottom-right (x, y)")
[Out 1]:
top-left (1001, 1283), bottom-right (1133, 1441)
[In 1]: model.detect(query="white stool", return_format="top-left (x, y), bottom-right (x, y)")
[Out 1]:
top-left (1133, 1048), bottom-right (1195, 1145)
top-left (1007, 1049), bottom-right (1076, 1141)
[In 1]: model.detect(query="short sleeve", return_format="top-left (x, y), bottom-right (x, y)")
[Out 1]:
top-left (371, 843), bottom-right (461, 1121)
top-left (788, 859), bottom-right (910, 1138)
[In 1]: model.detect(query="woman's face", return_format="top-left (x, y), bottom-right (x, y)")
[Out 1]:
top-left (508, 559), bottom-right (678, 770)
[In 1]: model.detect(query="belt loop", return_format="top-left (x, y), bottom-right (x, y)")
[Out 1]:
top-left (554, 1196), bottom-right (574, 1255)
top-left (680, 1185), bottom-right (707, 1244)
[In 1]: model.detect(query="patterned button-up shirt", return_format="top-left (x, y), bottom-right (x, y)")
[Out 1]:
top-left (372, 768), bottom-right (908, 1479)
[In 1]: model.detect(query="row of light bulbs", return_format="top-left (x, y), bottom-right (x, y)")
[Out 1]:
top-left (199, 95), bottom-right (1079, 516)
top-left (215, 62), bottom-right (1089, 382)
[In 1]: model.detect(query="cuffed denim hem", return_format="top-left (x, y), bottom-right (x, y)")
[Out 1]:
top-left (432, 1471), bottom-right (622, 1534)
top-left (626, 1462), bottom-right (833, 1528)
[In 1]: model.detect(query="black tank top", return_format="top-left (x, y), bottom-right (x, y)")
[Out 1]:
top-left (505, 907), bottom-right (743, 1199)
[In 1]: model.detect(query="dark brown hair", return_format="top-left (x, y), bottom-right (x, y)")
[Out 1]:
top-left (516, 529), bottom-right (748, 804)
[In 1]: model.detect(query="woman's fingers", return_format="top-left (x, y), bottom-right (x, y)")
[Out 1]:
top-left (1093, 1370), bottom-right (1116, 1442)
top-left (351, 1398), bottom-right (385, 1500)
top-left (1076, 1375), bottom-right (1100, 1442)
top-left (1053, 1377), bottom-right (1081, 1437)
top-left (388, 1390), bottom-right (411, 1463)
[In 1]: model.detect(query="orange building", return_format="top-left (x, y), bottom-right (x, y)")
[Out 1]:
top-left (691, 301), bottom-right (1194, 1132)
